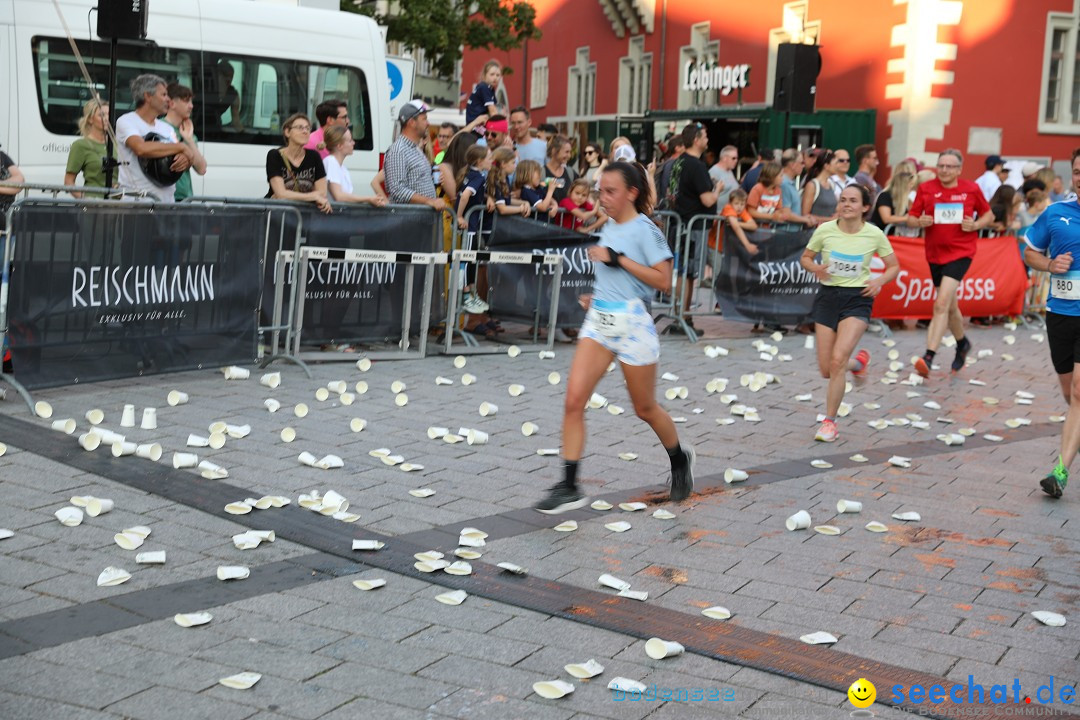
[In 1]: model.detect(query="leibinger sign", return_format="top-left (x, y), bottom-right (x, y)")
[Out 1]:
top-left (682, 61), bottom-right (750, 95)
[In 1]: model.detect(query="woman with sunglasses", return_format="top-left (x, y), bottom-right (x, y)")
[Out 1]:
top-left (582, 144), bottom-right (603, 184)
top-left (544, 135), bottom-right (577, 204)
top-left (265, 112), bottom-right (331, 213)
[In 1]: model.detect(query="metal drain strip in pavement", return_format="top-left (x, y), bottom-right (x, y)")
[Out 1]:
top-left (0, 414), bottom-right (1070, 720)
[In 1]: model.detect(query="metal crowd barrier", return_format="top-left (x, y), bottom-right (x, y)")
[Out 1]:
top-left (444, 246), bottom-right (563, 354)
top-left (186, 196), bottom-right (445, 362)
top-left (668, 212), bottom-right (730, 343)
top-left (0, 180), bottom-right (158, 202)
top-left (180, 196), bottom-right (306, 373)
top-left (445, 204), bottom-right (573, 349)
top-left (0, 192), bottom-right (286, 411)
top-left (279, 246), bottom-right (447, 361)
top-left (1022, 270), bottom-right (1050, 329)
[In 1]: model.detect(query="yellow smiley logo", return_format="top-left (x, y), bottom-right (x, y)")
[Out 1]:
top-left (848, 678), bottom-right (876, 708)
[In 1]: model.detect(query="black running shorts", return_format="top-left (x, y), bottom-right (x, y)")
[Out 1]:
top-left (928, 257), bottom-right (973, 288)
top-left (1047, 311), bottom-right (1080, 375)
top-left (811, 285), bottom-right (874, 332)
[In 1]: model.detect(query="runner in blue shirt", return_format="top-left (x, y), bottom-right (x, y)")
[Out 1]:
top-left (535, 161), bottom-right (696, 513)
top-left (1023, 148), bottom-right (1080, 498)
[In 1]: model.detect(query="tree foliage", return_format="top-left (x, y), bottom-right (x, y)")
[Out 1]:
top-left (343, 0), bottom-right (541, 79)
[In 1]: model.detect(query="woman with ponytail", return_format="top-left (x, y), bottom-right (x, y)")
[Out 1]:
top-left (535, 161), bottom-right (696, 513)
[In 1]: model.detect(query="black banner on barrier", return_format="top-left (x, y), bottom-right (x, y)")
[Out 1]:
top-left (7, 202), bottom-right (264, 389)
top-left (486, 216), bottom-right (593, 328)
top-left (266, 205), bottom-right (442, 344)
top-left (713, 227), bottom-right (817, 325)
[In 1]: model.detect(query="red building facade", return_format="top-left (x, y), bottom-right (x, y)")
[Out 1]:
top-left (462, 0), bottom-right (1080, 177)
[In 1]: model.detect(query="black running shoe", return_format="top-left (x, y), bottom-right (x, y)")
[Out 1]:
top-left (1040, 467), bottom-right (1067, 499)
top-left (951, 336), bottom-right (972, 372)
top-left (669, 445), bottom-right (696, 502)
top-left (535, 484), bottom-right (589, 514)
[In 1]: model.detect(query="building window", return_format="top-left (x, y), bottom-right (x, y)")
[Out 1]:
top-left (530, 57), bottom-right (549, 109)
top-left (567, 47), bottom-right (596, 118)
top-left (1040, 2), bottom-right (1080, 133)
top-left (619, 36), bottom-right (652, 115)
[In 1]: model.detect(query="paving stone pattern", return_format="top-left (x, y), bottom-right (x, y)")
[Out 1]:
top-left (0, 319), bottom-right (1077, 719)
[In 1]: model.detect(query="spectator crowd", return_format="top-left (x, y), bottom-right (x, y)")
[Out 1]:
top-left (0, 61), bottom-right (1068, 341)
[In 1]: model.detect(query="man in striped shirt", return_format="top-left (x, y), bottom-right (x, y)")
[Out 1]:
top-left (383, 99), bottom-right (446, 211)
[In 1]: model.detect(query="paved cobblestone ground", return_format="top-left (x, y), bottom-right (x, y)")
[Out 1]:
top-left (0, 315), bottom-right (1078, 719)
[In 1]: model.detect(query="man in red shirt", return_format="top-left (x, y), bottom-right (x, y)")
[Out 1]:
top-left (907, 149), bottom-right (995, 377)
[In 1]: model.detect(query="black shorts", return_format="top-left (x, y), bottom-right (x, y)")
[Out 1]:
top-left (811, 285), bottom-right (874, 331)
top-left (928, 257), bottom-right (973, 287)
top-left (1047, 312), bottom-right (1080, 375)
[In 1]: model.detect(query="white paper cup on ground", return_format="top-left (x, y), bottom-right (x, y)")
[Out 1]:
top-left (264, 398), bottom-right (281, 413)
top-left (339, 392), bottom-right (355, 406)
top-left (219, 672), bottom-right (261, 690)
top-left (467, 429), bottom-right (489, 445)
top-left (354, 381), bottom-right (369, 394)
top-left (208, 421), bottom-right (227, 435)
top-left (217, 566), bottom-right (250, 580)
top-left (427, 426), bottom-right (449, 439)
top-left (112, 441), bottom-right (137, 457)
top-left (172, 452), bottom-right (198, 469)
top-left (837, 499), bottom-right (862, 513)
top-left (167, 390), bottom-right (189, 406)
top-left (136, 551), bottom-right (166, 564)
top-left (356, 357), bottom-right (372, 372)
top-left (136, 443), bottom-right (162, 461)
top-left (394, 393), bottom-right (408, 407)
top-left (294, 403), bottom-right (309, 418)
top-left (199, 461), bottom-right (228, 480)
top-left (222, 366), bottom-right (250, 380)
top-left (85, 497), bottom-right (114, 517)
top-left (51, 418), bottom-right (77, 434)
top-left (785, 510), bottom-right (811, 531)
top-left (598, 574), bottom-right (631, 592)
top-left (645, 637), bottom-right (685, 659)
top-left (208, 432), bottom-right (227, 449)
top-left (140, 407), bottom-right (157, 430)
top-left (96, 566), bottom-right (131, 587)
top-left (724, 468), bottom-right (748, 483)
top-left (349, 418), bottom-right (367, 433)
top-left (84, 408), bottom-right (104, 425)
top-left (174, 611), bottom-right (212, 627)
top-left (479, 402), bottom-right (498, 417)
top-left (95, 429), bottom-right (125, 445)
top-left (315, 388), bottom-right (330, 402)
top-left (188, 434), bottom-right (210, 448)
top-left (521, 422), bottom-right (538, 436)
top-left (532, 680), bottom-right (575, 699)
top-left (298, 451), bottom-right (318, 467)
top-left (353, 578), bottom-right (386, 591)
top-left (547, 372), bottom-right (561, 385)
top-left (391, 380), bottom-right (407, 394)
top-left (78, 432), bottom-right (101, 452)
top-left (114, 531), bottom-right (144, 550)
top-left (34, 401), bottom-right (53, 419)
top-left (434, 589), bottom-right (467, 605)
top-left (539, 350), bottom-right (555, 359)
top-left (260, 372), bottom-right (281, 389)
top-left (508, 384), bottom-right (525, 397)
top-left (462, 373), bottom-right (477, 385)
top-left (55, 507), bottom-right (83, 526)
top-left (507, 345), bottom-right (521, 358)
top-left (453, 355), bottom-right (467, 369)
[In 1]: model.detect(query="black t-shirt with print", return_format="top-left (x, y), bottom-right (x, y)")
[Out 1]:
top-left (265, 148), bottom-right (326, 198)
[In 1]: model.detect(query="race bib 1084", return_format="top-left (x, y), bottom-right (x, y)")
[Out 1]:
top-left (827, 249), bottom-right (864, 278)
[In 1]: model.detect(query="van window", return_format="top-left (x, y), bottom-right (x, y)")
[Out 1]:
top-left (31, 37), bottom-right (373, 151)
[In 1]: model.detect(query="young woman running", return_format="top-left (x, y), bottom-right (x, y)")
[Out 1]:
top-left (800, 184), bottom-right (901, 443)
top-left (536, 161), bottom-right (695, 513)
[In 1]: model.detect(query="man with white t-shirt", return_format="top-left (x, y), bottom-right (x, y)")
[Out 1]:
top-left (829, 149), bottom-right (856, 197)
top-left (115, 74), bottom-right (194, 201)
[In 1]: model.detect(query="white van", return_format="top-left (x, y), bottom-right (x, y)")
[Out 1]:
top-left (1, 0), bottom-right (391, 198)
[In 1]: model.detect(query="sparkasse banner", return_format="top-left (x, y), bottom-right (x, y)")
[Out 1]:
top-left (872, 235), bottom-right (1027, 319)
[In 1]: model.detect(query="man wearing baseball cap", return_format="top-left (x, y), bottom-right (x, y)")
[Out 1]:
top-left (383, 99), bottom-right (445, 211)
top-left (976, 154), bottom-right (1007, 202)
